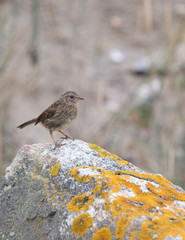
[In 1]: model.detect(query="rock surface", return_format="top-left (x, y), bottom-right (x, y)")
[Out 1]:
top-left (0, 139), bottom-right (185, 240)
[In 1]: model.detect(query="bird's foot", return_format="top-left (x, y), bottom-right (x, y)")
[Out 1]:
top-left (54, 142), bottom-right (66, 148)
top-left (57, 130), bottom-right (75, 141)
top-left (60, 135), bottom-right (75, 141)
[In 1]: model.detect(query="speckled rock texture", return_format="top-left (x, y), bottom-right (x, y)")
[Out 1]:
top-left (0, 139), bottom-right (185, 240)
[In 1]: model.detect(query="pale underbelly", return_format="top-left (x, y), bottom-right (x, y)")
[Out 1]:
top-left (41, 119), bottom-right (74, 131)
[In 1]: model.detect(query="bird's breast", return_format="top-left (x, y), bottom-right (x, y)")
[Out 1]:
top-left (63, 105), bottom-right (77, 120)
top-left (41, 104), bottom-right (78, 131)
top-left (57, 104), bottom-right (77, 125)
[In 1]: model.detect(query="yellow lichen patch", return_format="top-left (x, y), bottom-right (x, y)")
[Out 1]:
top-left (174, 208), bottom-right (185, 217)
top-left (69, 164), bottom-right (185, 240)
top-left (130, 231), bottom-right (137, 240)
top-left (122, 170), bottom-right (173, 186)
top-left (50, 163), bottom-right (61, 176)
top-left (115, 214), bottom-right (130, 239)
top-left (116, 160), bottom-right (128, 165)
top-left (71, 166), bottom-right (118, 184)
top-left (114, 171), bottom-right (131, 181)
top-left (89, 143), bottom-right (121, 160)
top-left (104, 197), bottom-right (111, 211)
top-left (146, 181), bottom-right (185, 203)
top-left (111, 193), bottom-right (164, 218)
top-left (71, 213), bottom-right (93, 237)
top-left (94, 176), bottom-right (121, 199)
top-left (140, 209), bottom-right (185, 239)
top-left (115, 170), bottom-right (185, 202)
top-left (118, 177), bottom-right (142, 195)
top-left (70, 167), bottom-right (95, 183)
top-left (99, 168), bottom-right (115, 177)
top-left (111, 196), bottom-right (137, 217)
top-left (93, 227), bottom-right (112, 240)
top-left (138, 192), bottom-right (166, 209)
top-left (67, 193), bottom-right (94, 212)
top-left (123, 175), bottom-right (131, 180)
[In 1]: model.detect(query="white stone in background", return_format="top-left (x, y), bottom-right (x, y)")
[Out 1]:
top-left (137, 83), bottom-right (151, 100)
top-left (137, 79), bottom-right (161, 102)
top-left (108, 48), bottom-right (125, 64)
top-left (133, 57), bottom-right (151, 74)
top-left (151, 79), bottom-right (161, 92)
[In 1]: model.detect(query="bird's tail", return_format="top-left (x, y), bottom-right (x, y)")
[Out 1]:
top-left (17, 118), bottom-right (37, 129)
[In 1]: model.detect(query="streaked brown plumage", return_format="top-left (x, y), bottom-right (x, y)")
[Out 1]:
top-left (17, 91), bottom-right (84, 147)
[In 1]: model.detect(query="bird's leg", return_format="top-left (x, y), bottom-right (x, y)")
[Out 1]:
top-left (49, 130), bottom-right (65, 147)
top-left (57, 130), bottom-right (74, 141)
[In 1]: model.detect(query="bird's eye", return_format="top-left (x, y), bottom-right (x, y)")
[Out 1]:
top-left (70, 95), bottom-right (74, 99)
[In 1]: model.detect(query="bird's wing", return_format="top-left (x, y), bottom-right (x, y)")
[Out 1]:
top-left (35, 101), bottom-right (59, 125)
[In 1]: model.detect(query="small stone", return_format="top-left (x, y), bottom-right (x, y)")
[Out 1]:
top-left (108, 48), bottom-right (125, 64)
top-left (132, 57), bottom-right (151, 75)
top-left (137, 79), bottom-right (161, 101)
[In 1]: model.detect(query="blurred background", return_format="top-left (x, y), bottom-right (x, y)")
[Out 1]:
top-left (1, 0), bottom-right (185, 188)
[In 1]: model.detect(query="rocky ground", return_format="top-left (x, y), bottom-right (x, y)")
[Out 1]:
top-left (1, 140), bottom-right (185, 239)
top-left (1, 0), bottom-right (185, 188)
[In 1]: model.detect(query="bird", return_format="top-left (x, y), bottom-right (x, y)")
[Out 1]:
top-left (17, 91), bottom-right (84, 147)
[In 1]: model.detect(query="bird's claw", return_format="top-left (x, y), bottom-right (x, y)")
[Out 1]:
top-left (54, 143), bottom-right (66, 149)
top-left (60, 135), bottom-right (74, 141)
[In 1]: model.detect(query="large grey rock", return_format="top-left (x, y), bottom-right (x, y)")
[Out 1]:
top-left (0, 139), bottom-right (185, 240)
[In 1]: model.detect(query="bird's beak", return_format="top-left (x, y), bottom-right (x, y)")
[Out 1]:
top-left (76, 97), bottom-right (84, 100)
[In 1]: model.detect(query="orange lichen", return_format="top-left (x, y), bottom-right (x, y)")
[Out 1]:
top-left (71, 213), bottom-right (93, 237)
top-left (116, 160), bottom-right (128, 165)
top-left (111, 196), bottom-right (143, 217)
top-left (50, 163), bottom-right (61, 176)
top-left (70, 167), bottom-right (95, 183)
top-left (94, 176), bottom-right (121, 199)
top-left (116, 214), bottom-right (130, 239)
top-left (118, 177), bottom-right (142, 195)
top-left (174, 208), bottom-right (185, 217)
top-left (130, 231), bottom-right (137, 240)
top-left (69, 163), bottom-right (185, 239)
top-left (89, 143), bottom-right (121, 160)
top-left (122, 170), bottom-right (173, 186)
top-left (93, 227), bottom-right (112, 240)
top-left (146, 182), bottom-right (185, 202)
top-left (111, 190), bottom-right (167, 218)
top-left (140, 209), bottom-right (185, 239)
top-left (67, 193), bottom-right (94, 212)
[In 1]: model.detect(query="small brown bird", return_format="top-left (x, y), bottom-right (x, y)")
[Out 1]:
top-left (17, 91), bottom-right (84, 147)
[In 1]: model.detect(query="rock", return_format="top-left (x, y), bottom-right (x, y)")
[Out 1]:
top-left (137, 79), bottom-right (161, 102)
top-left (132, 57), bottom-right (151, 75)
top-left (108, 48), bottom-right (125, 64)
top-left (0, 139), bottom-right (185, 240)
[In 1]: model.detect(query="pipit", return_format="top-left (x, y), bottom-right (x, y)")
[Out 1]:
top-left (17, 91), bottom-right (84, 147)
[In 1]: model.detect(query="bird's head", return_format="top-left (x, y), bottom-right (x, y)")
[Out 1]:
top-left (60, 91), bottom-right (84, 105)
